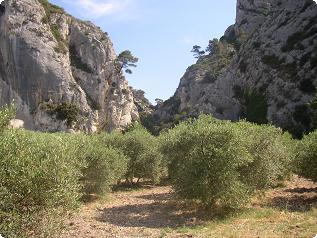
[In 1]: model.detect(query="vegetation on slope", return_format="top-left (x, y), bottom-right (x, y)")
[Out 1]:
top-left (38, 0), bottom-right (67, 54)
top-left (0, 106), bottom-right (316, 237)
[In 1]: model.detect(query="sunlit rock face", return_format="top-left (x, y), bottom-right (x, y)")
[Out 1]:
top-left (156, 0), bottom-right (317, 136)
top-left (0, 0), bottom-right (138, 132)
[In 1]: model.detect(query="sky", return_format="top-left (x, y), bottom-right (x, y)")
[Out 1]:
top-left (49, 0), bottom-right (237, 103)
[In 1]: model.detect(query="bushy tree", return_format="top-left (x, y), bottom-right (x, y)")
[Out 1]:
top-left (295, 131), bottom-right (317, 181)
top-left (79, 134), bottom-right (128, 196)
top-left (100, 124), bottom-right (165, 184)
top-left (122, 124), bottom-right (164, 184)
top-left (235, 121), bottom-right (293, 189)
top-left (0, 130), bottom-right (84, 238)
top-left (160, 115), bottom-right (292, 209)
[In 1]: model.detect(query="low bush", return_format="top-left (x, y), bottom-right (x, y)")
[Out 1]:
top-left (160, 115), bottom-right (292, 209)
top-left (295, 131), bottom-right (317, 182)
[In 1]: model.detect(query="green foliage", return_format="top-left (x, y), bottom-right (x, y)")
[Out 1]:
top-left (191, 45), bottom-right (205, 59)
top-left (50, 24), bottom-right (62, 42)
top-left (281, 31), bottom-right (306, 52)
top-left (311, 45), bottom-right (317, 69)
top-left (281, 17), bottom-right (317, 53)
top-left (261, 55), bottom-right (298, 80)
top-left (299, 78), bottom-right (316, 94)
top-left (262, 55), bottom-right (284, 66)
top-left (205, 38), bottom-right (219, 54)
top-left (311, 93), bottom-right (317, 129)
top-left (79, 134), bottom-right (128, 197)
top-left (100, 124), bottom-right (165, 184)
top-left (39, 0), bottom-right (64, 16)
top-left (41, 102), bottom-right (79, 127)
top-left (0, 105), bottom-right (15, 132)
top-left (220, 29), bottom-right (241, 50)
top-left (0, 130), bottom-right (84, 238)
top-left (38, 0), bottom-right (67, 54)
top-left (116, 50), bottom-right (138, 74)
top-left (191, 40), bottom-right (235, 80)
top-left (160, 115), bottom-right (292, 209)
top-left (295, 131), bottom-right (317, 181)
top-left (123, 124), bottom-right (164, 183)
top-left (244, 90), bottom-right (268, 125)
top-left (294, 105), bottom-right (311, 130)
top-left (236, 122), bottom-right (293, 189)
top-left (69, 45), bottom-right (93, 74)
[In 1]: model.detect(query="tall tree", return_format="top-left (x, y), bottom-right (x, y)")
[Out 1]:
top-left (116, 50), bottom-right (139, 74)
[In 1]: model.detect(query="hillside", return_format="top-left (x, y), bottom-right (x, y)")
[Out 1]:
top-left (154, 0), bottom-right (317, 137)
top-left (0, 1), bottom-right (317, 237)
top-left (0, 0), bottom-right (138, 132)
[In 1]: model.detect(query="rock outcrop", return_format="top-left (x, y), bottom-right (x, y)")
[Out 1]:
top-left (0, 0), bottom-right (138, 132)
top-left (155, 0), bottom-right (317, 137)
top-left (132, 88), bottom-right (154, 115)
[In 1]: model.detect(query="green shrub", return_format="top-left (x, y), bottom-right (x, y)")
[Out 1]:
top-left (160, 115), bottom-right (292, 209)
top-left (79, 134), bottom-right (128, 197)
top-left (0, 130), bottom-right (84, 238)
top-left (262, 55), bottom-right (283, 66)
top-left (50, 25), bottom-right (62, 42)
top-left (122, 124), bottom-right (165, 183)
top-left (236, 122), bottom-right (293, 189)
top-left (41, 102), bottom-right (79, 127)
top-left (160, 116), bottom-right (251, 209)
top-left (38, 1), bottom-right (67, 54)
top-left (281, 31), bottom-right (306, 52)
top-left (244, 90), bottom-right (268, 125)
top-left (38, 0), bottom-right (64, 17)
top-left (295, 131), bottom-right (317, 181)
top-left (0, 105), bottom-right (15, 131)
top-left (100, 124), bottom-right (165, 184)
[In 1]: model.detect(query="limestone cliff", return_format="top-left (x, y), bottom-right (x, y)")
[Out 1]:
top-left (155, 0), bottom-right (317, 137)
top-left (0, 0), bottom-right (138, 132)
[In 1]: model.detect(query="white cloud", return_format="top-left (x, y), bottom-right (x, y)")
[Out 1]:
top-left (182, 36), bottom-right (196, 45)
top-left (64, 0), bottom-right (133, 18)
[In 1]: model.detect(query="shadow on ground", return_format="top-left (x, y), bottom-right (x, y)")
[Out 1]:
top-left (96, 191), bottom-right (201, 229)
top-left (268, 186), bottom-right (317, 212)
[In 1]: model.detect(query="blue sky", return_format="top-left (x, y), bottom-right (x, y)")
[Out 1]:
top-left (50, 0), bottom-right (237, 103)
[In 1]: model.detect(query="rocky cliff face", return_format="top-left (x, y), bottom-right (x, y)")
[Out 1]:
top-left (132, 88), bottom-right (154, 115)
top-left (155, 0), bottom-right (317, 137)
top-left (0, 0), bottom-right (138, 132)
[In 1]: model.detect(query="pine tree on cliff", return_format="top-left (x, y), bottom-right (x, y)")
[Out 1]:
top-left (116, 50), bottom-right (139, 74)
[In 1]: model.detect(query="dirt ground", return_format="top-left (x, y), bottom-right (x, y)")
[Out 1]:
top-left (61, 176), bottom-right (317, 238)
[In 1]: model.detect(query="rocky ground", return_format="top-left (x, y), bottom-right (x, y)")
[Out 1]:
top-left (62, 176), bottom-right (317, 238)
